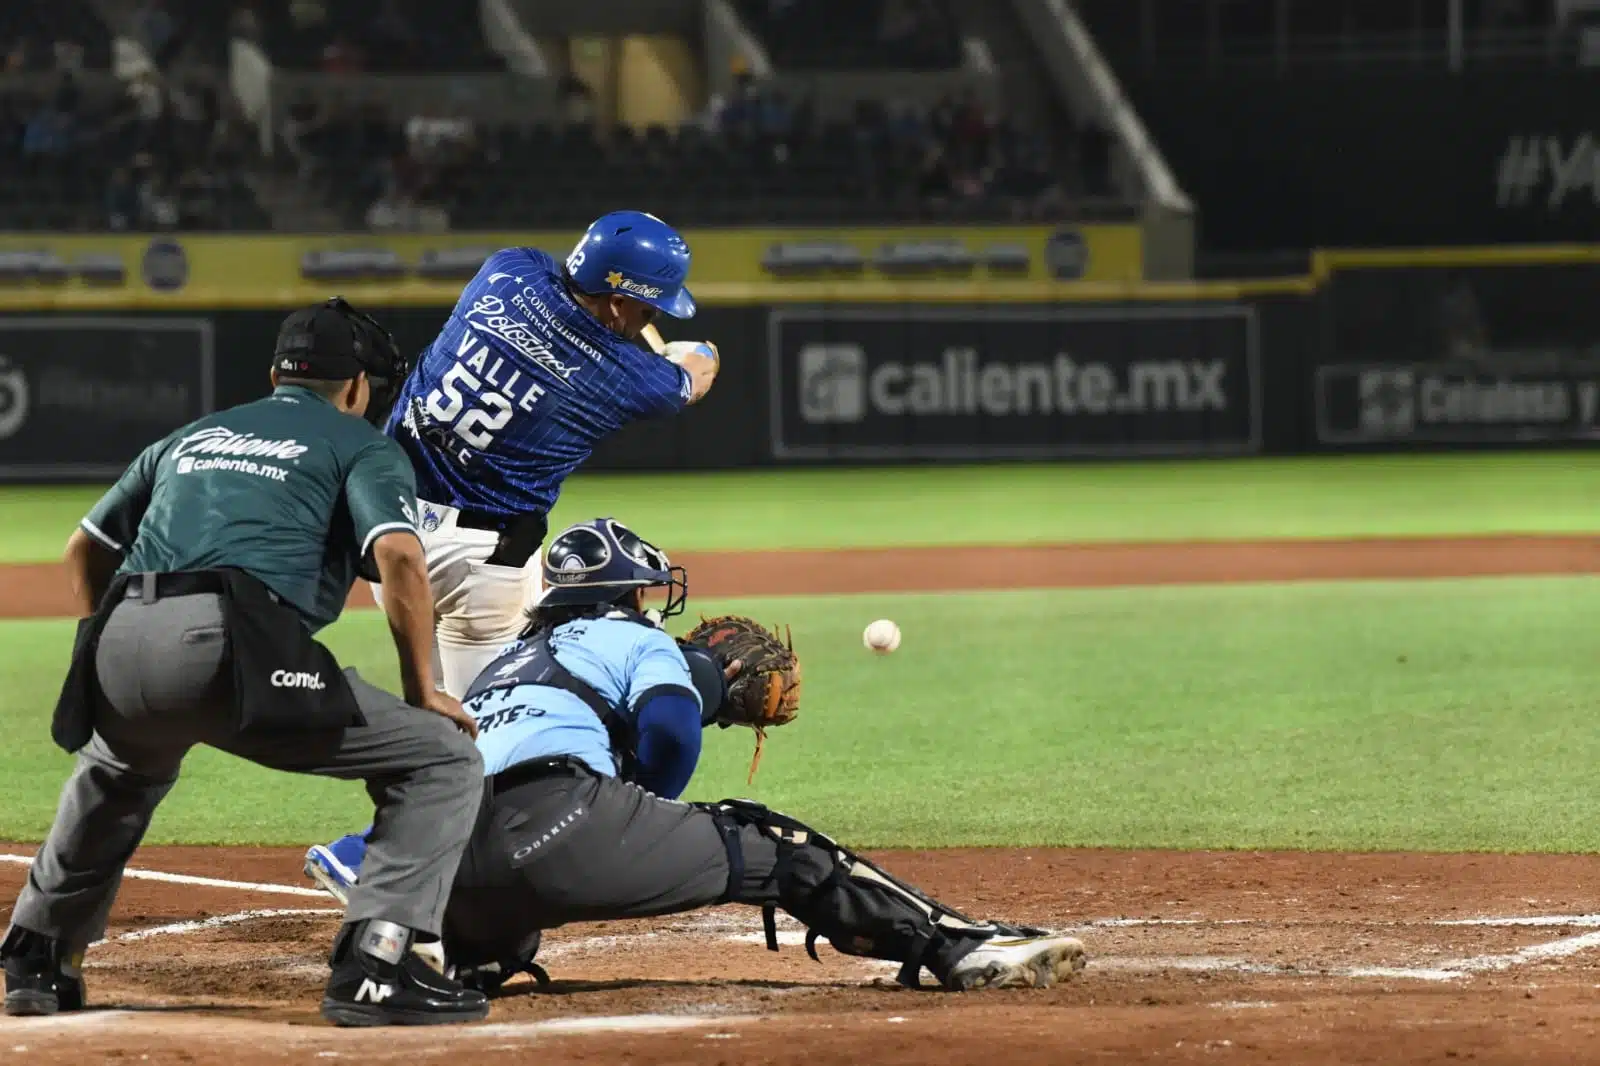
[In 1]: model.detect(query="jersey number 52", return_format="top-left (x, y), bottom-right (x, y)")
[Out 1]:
top-left (425, 364), bottom-right (512, 451)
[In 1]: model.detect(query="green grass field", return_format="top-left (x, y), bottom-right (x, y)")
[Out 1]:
top-left (1, 452), bottom-right (1597, 562)
top-left (0, 454), bottom-right (1595, 852)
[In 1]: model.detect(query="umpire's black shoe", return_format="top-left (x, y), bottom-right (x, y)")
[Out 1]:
top-left (320, 920), bottom-right (488, 1027)
top-left (2, 927), bottom-right (86, 1017)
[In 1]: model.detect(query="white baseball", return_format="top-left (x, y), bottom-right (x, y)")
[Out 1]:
top-left (863, 619), bottom-right (901, 654)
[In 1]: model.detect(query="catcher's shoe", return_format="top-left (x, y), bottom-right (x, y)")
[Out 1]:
top-left (321, 920), bottom-right (488, 1027)
top-left (304, 843), bottom-right (357, 906)
top-left (944, 934), bottom-right (1087, 992)
top-left (2, 928), bottom-right (86, 1017)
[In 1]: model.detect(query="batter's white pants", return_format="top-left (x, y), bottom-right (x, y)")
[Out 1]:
top-left (370, 501), bottom-right (544, 699)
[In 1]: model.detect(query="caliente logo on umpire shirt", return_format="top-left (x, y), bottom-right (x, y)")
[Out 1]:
top-left (170, 426), bottom-right (308, 483)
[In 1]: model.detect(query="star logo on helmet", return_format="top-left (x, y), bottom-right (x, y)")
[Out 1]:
top-left (606, 271), bottom-right (624, 287)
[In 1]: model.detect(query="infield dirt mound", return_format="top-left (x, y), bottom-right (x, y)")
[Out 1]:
top-left (0, 533), bottom-right (1596, 619)
top-left (4, 847), bottom-right (1600, 1064)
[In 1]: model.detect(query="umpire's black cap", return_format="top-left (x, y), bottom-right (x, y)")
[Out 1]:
top-left (273, 299), bottom-right (374, 380)
top-left (273, 297), bottom-right (413, 426)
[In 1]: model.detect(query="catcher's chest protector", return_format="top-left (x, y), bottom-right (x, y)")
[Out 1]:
top-left (463, 618), bottom-right (652, 777)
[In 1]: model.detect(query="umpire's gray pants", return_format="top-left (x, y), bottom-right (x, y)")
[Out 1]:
top-left (10, 593), bottom-right (482, 950)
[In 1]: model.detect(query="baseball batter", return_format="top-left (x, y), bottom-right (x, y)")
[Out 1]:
top-left (377, 210), bottom-right (720, 698)
top-left (306, 519), bottom-right (1088, 994)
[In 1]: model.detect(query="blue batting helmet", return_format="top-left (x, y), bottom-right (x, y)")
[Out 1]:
top-left (538, 517), bottom-right (687, 617)
top-left (563, 210), bottom-right (696, 319)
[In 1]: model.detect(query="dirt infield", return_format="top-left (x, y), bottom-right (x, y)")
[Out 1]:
top-left (0, 533), bottom-right (1596, 618)
top-left (2, 534), bottom-right (1599, 1063)
top-left (4, 847), bottom-right (1600, 1065)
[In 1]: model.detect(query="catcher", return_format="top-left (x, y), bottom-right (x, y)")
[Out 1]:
top-left (303, 517), bottom-right (1085, 994)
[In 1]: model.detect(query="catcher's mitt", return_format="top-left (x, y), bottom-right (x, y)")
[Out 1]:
top-left (681, 615), bottom-right (801, 783)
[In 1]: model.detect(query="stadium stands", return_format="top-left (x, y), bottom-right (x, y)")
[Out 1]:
top-left (734, 0), bottom-right (962, 70)
top-left (256, 0), bottom-right (502, 73)
top-left (368, 85), bottom-right (1076, 229)
top-left (141, 0), bottom-right (502, 74)
top-left (0, 73), bottom-right (271, 231)
top-left (0, 0), bottom-right (112, 73)
top-left (0, 0), bottom-right (1106, 231)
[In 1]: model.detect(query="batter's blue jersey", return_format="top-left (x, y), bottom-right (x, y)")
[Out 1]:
top-left (466, 614), bottom-right (701, 779)
top-left (387, 248), bottom-right (693, 517)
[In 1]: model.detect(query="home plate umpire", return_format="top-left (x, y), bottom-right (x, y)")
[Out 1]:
top-left (0, 297), bottom-right (493, 1028)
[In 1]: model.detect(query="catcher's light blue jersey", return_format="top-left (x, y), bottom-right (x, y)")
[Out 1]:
top-left (386, 248), bottom-right (692, 517)
top-left (467, 615), bottom-right (700, 779)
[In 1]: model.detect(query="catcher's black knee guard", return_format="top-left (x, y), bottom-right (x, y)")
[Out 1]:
top-left (701, 800), bottom-right (1043, 988)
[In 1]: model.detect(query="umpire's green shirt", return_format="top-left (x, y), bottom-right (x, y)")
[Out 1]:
top-left (79, 385), bottom-right (418, 633)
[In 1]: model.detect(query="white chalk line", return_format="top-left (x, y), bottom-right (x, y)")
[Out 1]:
top-left (0, 853), bottom-right (327, 898)
top-left (1435, 913), bottom-right (1600, 927)
top-left (101, 908), bottom-right (343, 945)
top-left (9, 851), bottom-right (1600, 986)
top-left (464, 1014), bottom-right (750, 1038)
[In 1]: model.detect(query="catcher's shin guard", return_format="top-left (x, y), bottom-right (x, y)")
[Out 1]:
top-left (701, 800), bottom-right (1043, 988)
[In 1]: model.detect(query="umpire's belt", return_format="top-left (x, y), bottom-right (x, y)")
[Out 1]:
top-left (119, 569), bottom-right (273, 602)
top-left (490, 756), bottom-right (594, 795)
top-left (52, 567), bottom-right (363, 754)
top-left (121, 570), bottom-right (222, 599)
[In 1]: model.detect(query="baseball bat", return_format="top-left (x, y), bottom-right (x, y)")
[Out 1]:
top-left (640, 322), bottom-right (666, 354)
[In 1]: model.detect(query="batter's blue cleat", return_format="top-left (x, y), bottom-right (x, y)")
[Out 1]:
top-left (304, 833), bottom-right (367, 906)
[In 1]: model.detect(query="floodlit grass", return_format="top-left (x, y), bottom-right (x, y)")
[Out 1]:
top-left (1, 452), bottom-right (1596, 561)
top-left (1, 577), bottom-right (1594, 852)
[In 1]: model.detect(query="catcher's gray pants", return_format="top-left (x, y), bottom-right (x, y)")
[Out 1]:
top-left (441, 761), bottom-right (982, 984)
top-left (444, 762), bottom-right (740, 961)
top-left (9, 593), bottom-right (482, 950)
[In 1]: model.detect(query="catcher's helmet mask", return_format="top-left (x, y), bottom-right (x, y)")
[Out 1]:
top-left (537, 518), bottom-right (687, 619)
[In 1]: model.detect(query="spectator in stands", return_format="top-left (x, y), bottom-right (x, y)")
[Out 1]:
top-left (134, 0), bottom-right (177, 65)
top-left (229, 3), bottom-right (263, 44)
top-left (21, 89), bottom-right (75, 164)
top-left (880, 0), bottom-right (921, 46)
top-left (207, 93), bottom-right (254, 169)
top-left (105, 166), bottom-right (137, 230)
top-left (167, 78), bottom-right (210, 162)
top-left (756, 88), bottom-right (794, 147)
top-left (369, 0), bottom-right (420, 68)
top-left (950, 88), bottom-right (992, 160)
top-left (290, 0), bottom-right (328, 30)
top-left (132, 152), bottom-right (179, 228)
top-left (6, 39), bottom-right (34, 73)
top-left (320, 33), bottom-right (363, 74)
top-left (123, 71), bottom-right (175, 159)
top-left (52, 39), bottom-right (84, 74)
top-left (558, 73), bottom-right (595, 125)
top-left (280, 92), bottom-right (323, 179)
top-left (916, 140), bottom-right (953, 202)
top-left (365, 189), bottom-right (448, 232)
